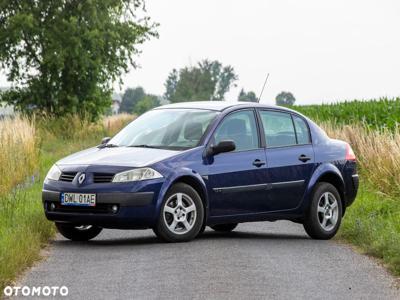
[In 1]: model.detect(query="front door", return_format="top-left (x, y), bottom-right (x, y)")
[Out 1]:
top-left (206, 109), bottom-right (269, 216)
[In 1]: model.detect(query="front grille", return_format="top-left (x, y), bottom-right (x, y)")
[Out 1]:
top-left (47, 201), bottom-right (116, 214)
top-left (93, 173), bottom-right (114, 183)
top-left (59, 172), bottom-right (77, 182)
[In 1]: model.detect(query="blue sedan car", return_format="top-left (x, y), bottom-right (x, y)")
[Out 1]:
top-left (43, 102), bottom-right (359, 242)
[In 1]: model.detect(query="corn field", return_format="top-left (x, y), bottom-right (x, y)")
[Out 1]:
top-left (294, 97), bottom-right (400, 131)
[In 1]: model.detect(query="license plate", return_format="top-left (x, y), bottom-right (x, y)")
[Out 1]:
top-left (61, 193), bottom-right (96, 207)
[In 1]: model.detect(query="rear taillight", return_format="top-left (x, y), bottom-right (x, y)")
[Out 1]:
top-left (346, 144), bottom-right (356, 161)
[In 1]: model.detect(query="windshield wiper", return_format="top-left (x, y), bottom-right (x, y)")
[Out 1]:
top-left (98, 143), bottom-right (119, 149)
top-left (129, 144), bottom-right (159, 149)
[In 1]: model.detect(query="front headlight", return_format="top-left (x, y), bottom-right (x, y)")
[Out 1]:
top-left (45, 164), bottom-right (62, 181)
top-left (112, 168), bottom-right (163, 183)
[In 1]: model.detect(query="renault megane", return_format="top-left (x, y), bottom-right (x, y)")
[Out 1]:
top-left (43, 101), bottom-right (359, 242)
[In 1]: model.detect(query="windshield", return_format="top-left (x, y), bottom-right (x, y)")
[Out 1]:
top-left (109, 109), bottom-right (218, 150)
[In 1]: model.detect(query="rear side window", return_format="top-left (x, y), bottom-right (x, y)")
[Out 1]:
top-left (214, 110), bottom-right (259, 151)
top-left (293, 115), bottom-right (311, 144)
top-left (259, 111), bottom-right (297, 147)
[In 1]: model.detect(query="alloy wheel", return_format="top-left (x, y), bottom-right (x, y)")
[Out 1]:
top-left (317, 192), bottom-right (339, 231)
top-left (163, 192), bottom-right (197, 235)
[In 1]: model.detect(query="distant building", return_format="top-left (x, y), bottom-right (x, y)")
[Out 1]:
top-left (159, 97), bottom-right (170, 106)
top-left (0, 103), bottom-right (14, 117)
top-left (0, 87), bottom-right (14, 117)
top-left (111, 92), bottom-right (122, 115)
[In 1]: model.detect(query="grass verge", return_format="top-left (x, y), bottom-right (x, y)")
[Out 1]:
top-left (339, 184), bottom-right (400, 276)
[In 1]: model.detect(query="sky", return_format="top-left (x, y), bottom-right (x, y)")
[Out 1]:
top-left (1, 0), bottom-right (400, 105)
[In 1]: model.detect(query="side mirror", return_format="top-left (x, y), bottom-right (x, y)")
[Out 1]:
top-left (208, 140), bottom-right (236, 156)
top-left (101, 137), bottom-right (111, 145)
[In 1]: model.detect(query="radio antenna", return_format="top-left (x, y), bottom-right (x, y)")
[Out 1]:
top-left (257, 73), bottom-right (270, 103)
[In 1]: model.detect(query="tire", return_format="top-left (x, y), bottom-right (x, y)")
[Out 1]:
top-left (153, 183), bottom-right (204, 242)
top-left (55, 223), bottom-right (102, 241)
top-left (303, 182), bottom-right (343, 240)
top-left (210, 223), bottom-right (238, 232)
top-left (196, 222), bottom-right (206, 237)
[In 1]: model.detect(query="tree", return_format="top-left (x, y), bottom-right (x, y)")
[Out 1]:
top-left (164, 69), bottom-right (178, 102)
top-left (164, 59), bottom-right (238, 103)
top-left (120, 87), bottom-right (145, 113)
top-left (238, 88), bottom-right (258, 102)
top-left (134, 95), bottom-right (159, 115)
top-left (0, 0), bottom-right (157, 119)
top-left (119, 86), bottom-right (159, 114)
top-left (276, 91), bottom-right (296, 106)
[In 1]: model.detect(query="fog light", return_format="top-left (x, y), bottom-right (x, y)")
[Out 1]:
top-left (50, 203), bottom-right (56, 211)
top-left (111, 205), bottom-right (118, 214)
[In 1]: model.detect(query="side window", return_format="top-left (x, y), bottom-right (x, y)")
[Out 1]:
top-left (214, 110), bottom-right (259, 151)
top-left (293, 115), bottom-right (311, 144)
top-left (259, 111), bottom-right (297, 147)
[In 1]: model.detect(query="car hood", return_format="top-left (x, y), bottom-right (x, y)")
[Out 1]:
top-left (57, 146), bottom-right (181, 167)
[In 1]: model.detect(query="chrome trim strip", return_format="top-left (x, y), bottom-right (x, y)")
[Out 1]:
top-left (213, 183), bottom-right (270, 194)
top-left (271, 179), bottom-right (305, 188)
top-left (213, 179), bottom-right (305, 194)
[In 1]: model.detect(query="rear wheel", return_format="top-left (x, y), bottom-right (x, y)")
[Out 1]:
top-left (153, 183), bottom-right (204, 242)
top-left (303, 182), bottom-right (342, 240)
top-left (210, 223), bottom-right (238, 232)
top-left (55, 223), bottom-right (102, 241)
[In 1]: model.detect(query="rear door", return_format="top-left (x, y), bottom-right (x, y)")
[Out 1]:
top-left (258, 110), bottom-right (315, 211)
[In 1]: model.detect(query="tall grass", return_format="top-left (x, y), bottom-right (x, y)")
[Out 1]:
top-left (37, 114), bottom-right (105, 141)
top-left (322, 123), bottom-right (400, 197)
top-left (103, 113), bottom-right (135, 136)
top-left (0, 116), bottom-right (38, 196)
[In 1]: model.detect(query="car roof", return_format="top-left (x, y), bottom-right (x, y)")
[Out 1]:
top-left (154, 101), bottom-right (295, 113)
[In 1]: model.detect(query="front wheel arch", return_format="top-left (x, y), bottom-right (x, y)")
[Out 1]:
top-left (153, 182), bottom-right (205, 242)
top-left (171, 175), bottom-right (209, 234)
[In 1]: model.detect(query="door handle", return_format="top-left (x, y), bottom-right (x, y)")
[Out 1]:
top-left (298, 154), bottom-right (311, 163)
top-left (253, 159), bottom-right (266, 167)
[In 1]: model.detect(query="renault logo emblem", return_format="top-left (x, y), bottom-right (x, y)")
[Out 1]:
top-left (78, 173), bottom-right (86, 184)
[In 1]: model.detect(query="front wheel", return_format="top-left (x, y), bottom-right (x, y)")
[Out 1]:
top-left (153, 183), bottom-right (204, 242)
top-left (55, 223), bottom-right (102, 241)
top-left (303, 182), bottom-right (343, 240)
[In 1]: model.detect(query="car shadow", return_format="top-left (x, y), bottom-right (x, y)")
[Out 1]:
top-left (53, 230), bottom-right (309, 247)
top-left (53, 235), bottom-right (159, 247)
top-left (199, 230), bottom-right (309, 241)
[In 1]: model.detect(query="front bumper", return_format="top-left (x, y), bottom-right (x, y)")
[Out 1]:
top-left (43, 190), bottom-right (157, 229)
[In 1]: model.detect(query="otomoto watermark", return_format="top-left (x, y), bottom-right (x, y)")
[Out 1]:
top-left (3, 286), bottom-right (68, 297)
